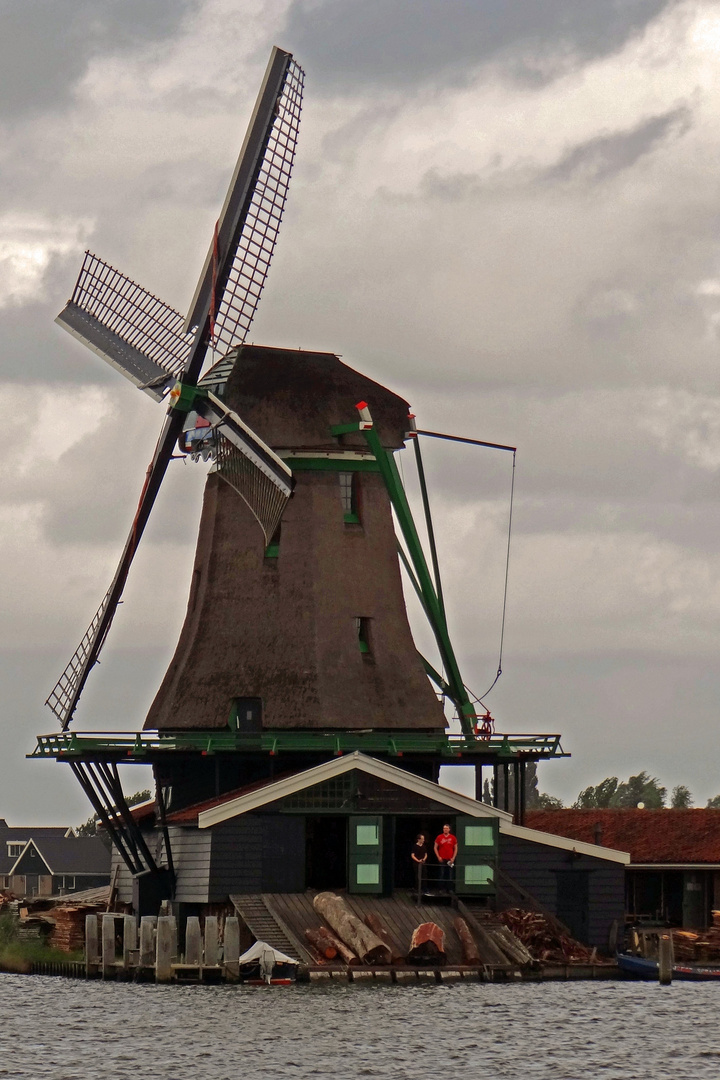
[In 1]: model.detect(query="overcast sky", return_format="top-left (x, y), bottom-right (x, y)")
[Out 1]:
top-left (2, 0), bottom-right (720, 823)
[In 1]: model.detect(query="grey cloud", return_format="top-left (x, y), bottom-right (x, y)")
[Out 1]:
top-left (543, 106), bottom-right (693, 184)
top-left (0, 0), bottom-right (199, 118)
top-left (283, 0), bottom-right (677, 91)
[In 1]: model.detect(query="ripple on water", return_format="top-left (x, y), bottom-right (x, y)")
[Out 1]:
top-left (0, 975), bottom-right (718, 1079)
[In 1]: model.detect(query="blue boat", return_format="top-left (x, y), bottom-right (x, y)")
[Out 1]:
top-left (617, 952), bottom-right (720, 981)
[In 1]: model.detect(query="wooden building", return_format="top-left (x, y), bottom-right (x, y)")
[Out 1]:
top-left (113, 754), bottom-right (628, 949)
top-left (527, 808), bottom-right (720, 931)
top-left (0, 821), bottom-right (110, 898)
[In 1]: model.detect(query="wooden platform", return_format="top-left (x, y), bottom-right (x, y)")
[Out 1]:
top-left (230, 891), bottom-right (523, 969)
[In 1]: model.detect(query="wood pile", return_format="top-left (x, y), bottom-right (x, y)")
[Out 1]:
top-left (407, 922), bottom-right (446, 965)
top-left (47, 906), bottom-right (93, 953)
top-left (499, 908), bottom-right (604, 965)
top-left (312, 893), bottom-right (391, 965)
top-left (673, 914), bottom-right (720, 962)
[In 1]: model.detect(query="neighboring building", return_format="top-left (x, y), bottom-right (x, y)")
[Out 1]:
top-left (115, 753), bottom-right (629, 949)
top-left (0, 820), bottom-right (110, 897)
top-left (526, 808), bottom-right (720, 930)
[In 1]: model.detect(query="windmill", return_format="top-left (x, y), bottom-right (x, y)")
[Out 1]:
top-left (36, 48), bottom-right (568, 892)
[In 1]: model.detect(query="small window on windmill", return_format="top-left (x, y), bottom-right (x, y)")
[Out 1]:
top-left (339, 472), bottom-right (360, 524)
top-left (232, 698), bottom-right (263, 733)
top-left (355, 617), bottom-right (372, 656)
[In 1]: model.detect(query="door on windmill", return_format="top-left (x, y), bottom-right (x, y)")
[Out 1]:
top-left (453, 816), bottom-right (498, 896)
top-left (348, 816), bottom-right (383, 895)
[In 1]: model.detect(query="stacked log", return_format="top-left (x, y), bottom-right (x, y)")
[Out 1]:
top-left (312, 893), bottom-right (391, 965)
top-left (407, 922), bottom-right (446, 965)
top-left (453, 917), bottom-right (480, 965)
top-left (364, 913), bottom-right (404, 964)
top-left (499, 908), bottom-right (604, 965)
top-left (48, 906), bottom-right (95, 953)
top-left (305, 927), bottom-right (349, 962)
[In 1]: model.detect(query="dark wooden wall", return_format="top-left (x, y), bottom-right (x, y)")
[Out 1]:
top-left (208, 815), bottom-right (306, 901)
top-left (499, 833), bottom-right (625, 948)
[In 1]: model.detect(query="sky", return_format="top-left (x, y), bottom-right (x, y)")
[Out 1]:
top-left (1, 0), bottom-right (720, 823)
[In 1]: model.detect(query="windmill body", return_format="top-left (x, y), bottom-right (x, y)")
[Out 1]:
top-left (147, 344), bottom-right (446, 738)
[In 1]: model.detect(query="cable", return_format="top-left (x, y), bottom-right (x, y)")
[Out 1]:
top-left (473, 448), bottom-right (516, 705)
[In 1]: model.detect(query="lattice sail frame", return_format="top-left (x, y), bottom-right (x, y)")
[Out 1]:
top-left (210, 59), bottom-right (304, 355)
top-left (68, 253), bottom-right (193, 377)
top-left (45, 589), bottom-right (113, 723)
top-left (215, 434), bottom-right (290, 545)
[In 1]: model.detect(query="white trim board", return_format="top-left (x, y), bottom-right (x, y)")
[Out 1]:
top-left (197, 752), bottom-right (629, 864)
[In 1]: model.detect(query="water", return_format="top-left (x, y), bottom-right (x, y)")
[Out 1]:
top-left (1, 975), bottom-right (719, 1079)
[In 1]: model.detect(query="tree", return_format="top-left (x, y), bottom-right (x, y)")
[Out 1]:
top-left (537, 793), bottom-right (564, 810)
top-left (612, 772), bottom-right (666, 809)
top-left (671, 785), bottom-right (693, 809)
top-left (574, 777), bottom-right (618, 809)
top-left (76, 789), bottom-right (152, 836)
top-left (707, 795), bottom-right (720, 809)
top-left (574, 772), bottom-right (667, 809)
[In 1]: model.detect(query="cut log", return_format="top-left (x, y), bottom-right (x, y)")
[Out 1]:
top-left (317, 927), bottom-right (360, 967)
top-left (305, 928), bottom-right (337, 960)
top-left (312, 892), bottom-right (391, 965)
top-left (453, 917), bottom-right (481, 965)
top-left (364, 913), bottom-right (405, 964)
top-left (407, 922), bottom-right (446, 966)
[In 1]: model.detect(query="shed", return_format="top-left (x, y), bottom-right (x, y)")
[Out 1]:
top-left (527, 808), bottom-right (720, 930)
top-left (115, 753), bottom-right (628, 948)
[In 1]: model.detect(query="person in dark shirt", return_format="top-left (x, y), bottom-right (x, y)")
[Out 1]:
top-left (411, 833), bottom-right (428, 889)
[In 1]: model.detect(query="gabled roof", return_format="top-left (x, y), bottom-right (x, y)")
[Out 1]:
top-left (6, 836), bottom-right (110, 877)
top-left (192, 753), bottom-right (629, 863)
top-left (526, 808), bottom-right (720, 866)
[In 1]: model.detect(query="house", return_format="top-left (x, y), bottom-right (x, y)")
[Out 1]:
top-left (115, 753), bottom-right (629, 949)
top-left (0, 820), bottom-right (111, 898)
top-left (526, 808), bottom-right (720, 930)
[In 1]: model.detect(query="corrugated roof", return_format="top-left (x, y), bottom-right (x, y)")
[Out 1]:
top-left (525, 808), bottom-right (720, 864)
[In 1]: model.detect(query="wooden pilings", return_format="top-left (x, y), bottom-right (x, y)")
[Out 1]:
top-left (85, 913), bottom-right (239, 983)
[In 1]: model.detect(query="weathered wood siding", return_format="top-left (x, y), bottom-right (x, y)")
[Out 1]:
top-left (208, 814), bottom-right (305, 901)
top-left (499, 833), bottom-right (625, 948)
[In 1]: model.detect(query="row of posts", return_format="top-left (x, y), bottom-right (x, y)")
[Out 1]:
top-left (85, 913), bottom-right (243, 982)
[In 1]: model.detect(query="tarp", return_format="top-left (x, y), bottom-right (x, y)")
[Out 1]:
top-left (238, 940), bottom-right (298, 982)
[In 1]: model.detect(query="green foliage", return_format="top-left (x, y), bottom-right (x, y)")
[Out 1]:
top-left (707, 795), bottom-right (720, 809)
top-left (537, 793), bottom-right (564, 810)
top-left (671, 784), bottom-right (693, 809)
top-left (76, 789), bottom-right (152, 836)
top-left (574, 772), bottom-right (666, 809)
top-left (575, 777), bottom-right (618, 808)
top-left (0, 913), bottom-right (18, 948)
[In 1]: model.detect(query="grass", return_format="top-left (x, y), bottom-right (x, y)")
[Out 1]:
top-left (0, 913), bottom-right (83, 973)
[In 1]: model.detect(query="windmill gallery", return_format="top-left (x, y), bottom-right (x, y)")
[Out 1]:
top-left (29, 48), bottom-right (629, 983)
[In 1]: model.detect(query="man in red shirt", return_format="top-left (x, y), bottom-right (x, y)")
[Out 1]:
top-left (434, 823), bottom-right (458, 891)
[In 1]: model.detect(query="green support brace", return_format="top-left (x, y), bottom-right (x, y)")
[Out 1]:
top-left (348, 407), bottom-right (478, 737)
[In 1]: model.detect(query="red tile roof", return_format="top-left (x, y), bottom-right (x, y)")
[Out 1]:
top-left (526, 808), bottom-right (720, 864)
top-left (164, 771), bottom-right (297, 824)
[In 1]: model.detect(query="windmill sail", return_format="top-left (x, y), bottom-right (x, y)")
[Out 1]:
top-left (56, 253), bottom-right (193, 400)
top-left (184, 49), bottom-right (304, 354)
top-left (46, 47), bottom-right (305, 729)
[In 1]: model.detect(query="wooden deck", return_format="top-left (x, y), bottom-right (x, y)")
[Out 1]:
top-left (231, 891), bottom-right (522, 969)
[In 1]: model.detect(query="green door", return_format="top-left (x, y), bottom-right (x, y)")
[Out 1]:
top-left (348, 816), bottom-right (383, 894)
top-left (454, 816), bottom-right (497, 896)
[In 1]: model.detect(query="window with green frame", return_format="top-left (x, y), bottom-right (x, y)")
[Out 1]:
top-left (339, 472), bottom-right (360, 523)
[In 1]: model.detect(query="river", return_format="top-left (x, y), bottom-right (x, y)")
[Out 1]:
top-left (1, 975), bottom-right (717, 1079)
